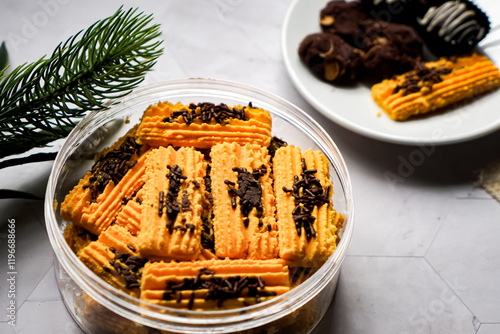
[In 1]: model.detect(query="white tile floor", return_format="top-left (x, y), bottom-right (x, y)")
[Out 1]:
top-left (1, 1), bottom-right (500, 333)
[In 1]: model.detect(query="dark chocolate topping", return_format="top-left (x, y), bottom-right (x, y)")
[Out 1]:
top-left (289, 158), bottom-right (330, 241)
top-left (106, 248), bottom-right (147, 289)
top-left (159, 164), bottom-right (191, 233)
top-left (267, 136), bottom-right (288, 162)
top-left (162, 102), bottom-right (248, 125)
top-left (393, 62), bottom-right (452, 96)
top-left (225, 165), bottom-right (267, 225)
top-left (161, 268), bottom-right (276, 309)
top-left (85, 136), bottom-right (142, 202)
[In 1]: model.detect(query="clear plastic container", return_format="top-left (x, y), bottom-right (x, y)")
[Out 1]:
top-left (45, 78), bottom-right (354, 334)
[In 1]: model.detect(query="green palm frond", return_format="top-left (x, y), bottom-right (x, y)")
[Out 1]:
top-left (0, 6), bottom-right (163, 159)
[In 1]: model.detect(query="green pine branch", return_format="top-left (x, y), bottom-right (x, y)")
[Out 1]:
top-left (0, 6), bottom-right (164, 159)
top-left (0, 42), bottom-right (8, 74)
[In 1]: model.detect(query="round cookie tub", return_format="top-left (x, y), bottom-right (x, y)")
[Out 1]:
top-left (45, 78), bottom-right (354, 334)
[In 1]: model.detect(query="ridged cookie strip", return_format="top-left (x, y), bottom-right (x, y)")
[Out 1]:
top-left (273, 146), bottom-right (304, 263)
top-left (211, 143), bottom-right (278, 259)
top-left (136, 101), bottom-right (272, 148)
top-left (243, 145), bottom-right (278, 260)
top-left (78, 225), bottom-right (145, 298)
top-left (302, 149), bottom-right (339, 263)
top-left (141, 291), bottom-right (287, 311)
top-left (140, 259), bottom-right (290, 310)
top-left (274, 146), bottom-right (340, 266)
top-left (211, 143), bottom-right (246, 258)
top-left (372, 54), bottom-right (500, 121)
top-left (85, 151), bottom-right (148, 235)
top-left (115, 199), bottom-right (142, 236)
top-left (60, 147), bottom-right (149, 235)
top-left (166, 147), bottom-right (207, 259)
top-left (137, 147), bottom-right (206, 260)
top-left (142, 259), bottom-right (289, 279)
top-left (60, 172), bottom-right (93, 225)
top-left (136, 147), bottom-right (170, 258)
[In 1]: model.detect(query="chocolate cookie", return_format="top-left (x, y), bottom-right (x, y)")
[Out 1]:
top-left (382, 22), bottom-right (423, 56)
top-left (416, 0), bottom-right (490, 56)
top-left (320, 1), bottom-right (368, 46)
top-left (298, 32), bottom-right (365, 82)
top-left (363, 42), bottom-right (418, 79)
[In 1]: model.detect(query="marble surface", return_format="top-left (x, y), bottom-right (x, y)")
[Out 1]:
top-left (1, 0), bottom-right (500, 333)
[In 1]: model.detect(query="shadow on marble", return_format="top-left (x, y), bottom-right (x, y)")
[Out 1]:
top-left (425, 199), bottom-right (500, 323)
top-left (312, 257), bottom-right (478, 334)
top-left (477, 324), bottom-right (500, 334)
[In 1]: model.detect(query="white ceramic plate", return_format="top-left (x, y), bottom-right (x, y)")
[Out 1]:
top-left (282, 0), bottom-right (500, 145)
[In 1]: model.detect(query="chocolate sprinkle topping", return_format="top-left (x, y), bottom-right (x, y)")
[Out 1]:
top-left (291, 267), bottom-right (304, 283)
top-left (85, 136), bottom-right (142, 202)
top-left (225, 165), bottom-right (267, 225)
top-left (158, 191), bottom-right (165, 217)
top-left (107, 250), bottom-right (147, 289)
top-left (268, 136), bottom-right (288, 161)
top-left (201, 215), bottom-right (215, 252)
top-left (161, 164), bottom-right (190, 233)
top-left (288, 159), bottom-right (330, 241)
top-left (204, 165), bottom-right (212, 193)
top-left (161, 268), bottom-right (276, 309)
top-left (393, 63), bottom-right (452, 96)
top-left (181, 191), bottom-right (192, 212)
top-left (162, 102), bottom-right (248, 126)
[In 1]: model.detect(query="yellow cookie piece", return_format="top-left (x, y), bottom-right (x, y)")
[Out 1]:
top-left (210, 142), bottom-right (278, 260)
top-left (78, 225), bottom-right (144, 298)
top-left (64, 223), bottom-right (95, 256)
top-left (137, 146), bottom-right (207, 261)
top-left (136, 101), bottom-right (272, 148)
top-left (60, 138), bottom-right (150, 235)
top-left (273, 146), bottom-right (343, 267)
top-left (115, 189), bottom-right (144, 236)
top-left (372, 53), bottom-right (500, 121)
top-left (140, 259), bottom-right (290, 310)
